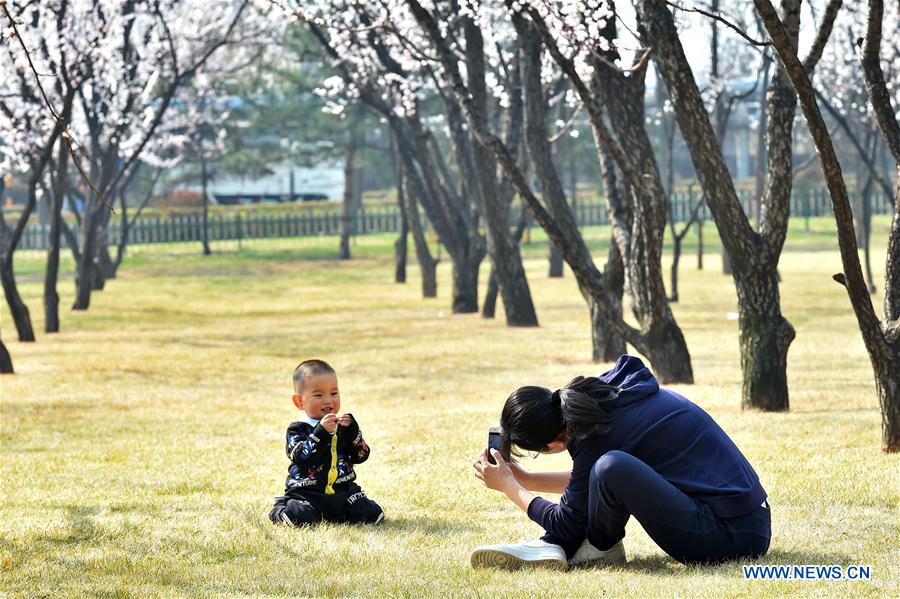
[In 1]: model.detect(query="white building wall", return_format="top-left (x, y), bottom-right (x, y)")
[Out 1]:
top-left (184, 162), bottom-right (344, 201)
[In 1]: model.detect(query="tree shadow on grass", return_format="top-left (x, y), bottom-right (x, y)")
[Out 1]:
top-left (32, 505), bottom-right (102, 546)
top-left (16, 505), bottom-right (201, 594)
top-left (245, 506), bottom-right (475, 545)
top-left (757, 548), bottom-right (857, 565)
top-left (378, 513), bottom-right (477, 536)
top-left (608, 554), bottom-right (683, 575)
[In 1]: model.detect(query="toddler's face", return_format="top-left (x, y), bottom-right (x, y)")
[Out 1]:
top-left (294, 372), bottom-right (341, 420)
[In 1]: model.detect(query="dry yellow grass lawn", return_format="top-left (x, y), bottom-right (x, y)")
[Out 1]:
top-left (1, 218), bottom-right (898, 597)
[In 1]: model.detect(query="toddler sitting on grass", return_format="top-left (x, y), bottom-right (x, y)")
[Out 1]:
top-left (268, 359), bottom-right (384, 526)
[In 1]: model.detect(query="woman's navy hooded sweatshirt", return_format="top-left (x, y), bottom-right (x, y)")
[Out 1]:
top-left (527, 355), bottom-right (767, 548)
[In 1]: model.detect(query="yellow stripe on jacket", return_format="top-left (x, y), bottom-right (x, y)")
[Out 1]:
top-left (324, 434), bottom-right (338, 495)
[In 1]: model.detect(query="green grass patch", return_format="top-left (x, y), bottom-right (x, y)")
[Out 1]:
top-left (1, 219), bottom-right (898, 596)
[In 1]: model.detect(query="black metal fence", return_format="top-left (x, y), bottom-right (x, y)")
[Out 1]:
top-left (16, 188), bottom-right (894, 251)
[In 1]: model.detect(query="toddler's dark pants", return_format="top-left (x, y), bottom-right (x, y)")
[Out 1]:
top-left (544, 450), bottom-right (771, 564)
top-left (269, 483), bottom-right (384, 527)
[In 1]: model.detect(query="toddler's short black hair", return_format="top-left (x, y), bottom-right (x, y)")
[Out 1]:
top-left (292, 359), bottom-right (336, 393)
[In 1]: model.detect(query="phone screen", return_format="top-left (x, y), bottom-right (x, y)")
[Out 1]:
top-left (487, 427), bottom-right (502, 464)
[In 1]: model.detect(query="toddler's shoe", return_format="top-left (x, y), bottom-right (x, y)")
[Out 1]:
top-left (470, 538), bottom-right (568, 571)
top-left (568, 539), bottom-right (626, 568)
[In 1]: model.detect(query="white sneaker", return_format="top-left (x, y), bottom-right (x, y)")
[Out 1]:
top-left (568, 539), bottom-right (626, 568)
top-left (470, 538), bottom-right (568, 571)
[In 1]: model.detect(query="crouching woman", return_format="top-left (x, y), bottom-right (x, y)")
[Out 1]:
top-left (471, 355), bottom-right (771, 570)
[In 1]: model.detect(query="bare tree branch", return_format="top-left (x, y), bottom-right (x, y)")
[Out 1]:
top-left (860, 0), bottom-right (900, 163)
top-left (548, 102), bottom-right (584, 144)
top-left (802, 0), bottom-right (842, 72)
top-left (664, 1), bottom-right (771, 47)
top-left (815, 88), bottom-right (895, 198)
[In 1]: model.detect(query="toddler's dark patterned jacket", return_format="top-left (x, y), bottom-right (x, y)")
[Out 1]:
top-left (282, 414), bottom-right (370, 496)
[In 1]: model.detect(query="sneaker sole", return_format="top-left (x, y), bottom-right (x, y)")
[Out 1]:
top-left (470, 548), bottom-right (568, 571)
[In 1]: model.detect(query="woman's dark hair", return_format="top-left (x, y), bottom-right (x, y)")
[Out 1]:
top-left (499, 377), bottom-right (619, 460)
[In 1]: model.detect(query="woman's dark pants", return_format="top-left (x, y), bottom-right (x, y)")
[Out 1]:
top-left (547, 450), bottom-right (771, 564)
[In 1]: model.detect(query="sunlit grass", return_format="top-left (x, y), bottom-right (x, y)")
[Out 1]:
top-left (2, 218), bottom-right (898, 596)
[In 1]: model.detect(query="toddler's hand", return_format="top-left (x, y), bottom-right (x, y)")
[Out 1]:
top-left (338, 414), bottom-right (354, 427)
top-left (320, 413), bottom-right (338, 433)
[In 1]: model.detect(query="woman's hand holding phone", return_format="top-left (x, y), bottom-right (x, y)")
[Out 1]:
top-left (473, 448), bottom-right (518, 494)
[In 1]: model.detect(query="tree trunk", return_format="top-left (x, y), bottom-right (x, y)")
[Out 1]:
top-left (451, 258), bottom-right (479, 314)
top-left (2, 169), bottom-right (52, 342)
top-left (481, 206), bottom-right (529, 318)
top-left (390, 134), bottom-right (408, 284)
top-left (862, 202), bottom-right (876, 294)
top-left (483, 268), bottom-right (499, 319)
top-left (874, 349), bottom-right (900, 452)
top-left (697, 217), bottom-right (704, 269)
top-left (634, 0), bottom-right (811, 402)
top-left (736, 269), bottom-right (795, 410)
top-left (1, 263), bottom-right (34, 342)
top-left (668, 203), bottom-right (702, 303)
top-left (97, 198), bottom-right (115, 283)
top-left (589, 297), bottom-right (626, 362)
top-left (398, 113), bottom-right (482, 309)
top-left (484, 205), bottom-right (529, 319)
top-left (490, 237), bottom-right (537, 324)
top-left (45, 135), bottom-right (69, 334)
top-left (409, 3), bottom-right (693, 378)
top-left (721, 246), bottom-right (733, 275)
top-left (591, 242), bottom-right (627, 362)
top-left (641, 318), bottom-right (696, 383)
top-left (548, 246), bottom-right (564, 277)
top-left (7, 108), bottom-right (66, 335)
top-left (77, 188), bottom-right (113, 298)
top-left (451, 21), bottom-right (538, 325)
top-left (588, 16), bottom-right (693, 382)
top-left (522, 12), bottom-right (686, 377)
top-left (859, 143), bottom-right (877, 293)
top-left (94, 238), bottom-right (111, 289)
top-left (397, 161), bottom-right (437, 298)
top-left (201, 156), bottom-right (211, 256)
top-left (394, 208), bottom-right (408, 284)
top-left (73, 202), bottom-right (101, 310)
top-left (711, 0), bottom-right (735, 278)
top-left (754, 0), bottom-right (899, 446)
top-left (62, 218), bottom-right (81, 265)
top-left (659, 76), bottom-right (683, 303)
top-left (0, 336), bottom-right (12, 374)
top-left (340, 139), bottom-right (356, 260)
top-left (753, 59), bottom-right (773, 226)
top-left (38, 192), bottom-right (50, 226)
top-left (417, 247), bottom-right (438, 300)
top-left (113, 190), bottom-right (130, 276)
top-left (570, 155), bottom-right (578, 209)
top-left (307, 24), bottom-right (484, 311)
top-left (114, 168), bottom-right (160, 275)
top-left (669, 239), bottom-right (682, 303)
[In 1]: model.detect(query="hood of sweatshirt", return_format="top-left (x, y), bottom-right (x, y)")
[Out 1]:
top-left (598, 354), bottom-right (660, 405)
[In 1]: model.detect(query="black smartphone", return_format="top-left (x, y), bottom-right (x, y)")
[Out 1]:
top-left (487, 426), bottom-right (502, 464)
